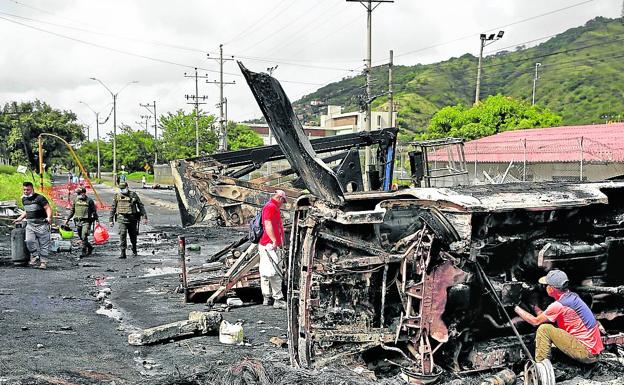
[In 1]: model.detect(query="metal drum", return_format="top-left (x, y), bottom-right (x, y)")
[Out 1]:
top-left (11, 224), bottom-right (30, 266)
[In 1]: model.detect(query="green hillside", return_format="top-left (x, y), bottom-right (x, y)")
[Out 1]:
top-left (294, 17), bottom-right (624, 134)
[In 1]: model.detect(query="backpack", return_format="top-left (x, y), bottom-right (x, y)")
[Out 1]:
top-left (248, 210), bottom-right (264, 243)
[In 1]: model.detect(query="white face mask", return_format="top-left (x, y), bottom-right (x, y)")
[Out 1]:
top-left (23, 192), bottom-right (33, 198)
top-left (120, 189), bottom-right (128, 194)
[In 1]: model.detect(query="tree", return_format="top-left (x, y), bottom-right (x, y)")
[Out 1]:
top-left (0, 101), bottom-right (86, 168)
top-left (226, 122), bottom-right (263, 150)
top-left (159, 110), bottom-right (217, 160)
top-left (113, 125), bottom-right (155, 171)
top-left (426, 95), bottom-right (562, 140)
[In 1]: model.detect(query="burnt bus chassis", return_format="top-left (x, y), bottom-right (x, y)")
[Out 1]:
top-left (237, 62), bottom-right (624, 382)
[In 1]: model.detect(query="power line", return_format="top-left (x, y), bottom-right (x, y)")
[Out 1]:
top-left (0, 14), bottom-right (329, 86)
top-left (0, 9), bottom-right (214, 55)
top-left (235, 0), bottom-right (335, 55)
top-left (223, 0), bottom-right (292, 46)
top-left (261, 0), bottom-right (349, 57)
top-left (375, 0), bottom-right (596, 64)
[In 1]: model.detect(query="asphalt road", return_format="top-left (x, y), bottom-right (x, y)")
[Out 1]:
top-left (1, 176), bottom-right (622, 385)
top-left (0, 177), bottom-right (289, 384)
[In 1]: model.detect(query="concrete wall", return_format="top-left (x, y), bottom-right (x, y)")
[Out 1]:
top-left (154, 164), bottom-right (174, 185)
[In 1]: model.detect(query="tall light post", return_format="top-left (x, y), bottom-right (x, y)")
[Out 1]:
top-left (532, 62), bottom-right (542, 106)
top-left (79, 101), bottom-right (109, 179)
top-left (475, 30), bottom-right (504, 104)
top-left (90, 78), bottom-right (138, 185)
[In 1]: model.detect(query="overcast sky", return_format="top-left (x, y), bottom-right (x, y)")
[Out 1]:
top-left (0, 0), bottom-right (620, 140)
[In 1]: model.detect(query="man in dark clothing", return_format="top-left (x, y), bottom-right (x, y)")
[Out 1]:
top-left (13, 182), bottom-right (52, 269)
top-left (65, 187), bottom-right (99, 258)
top-left (109, 182), bottom-right (147, 259)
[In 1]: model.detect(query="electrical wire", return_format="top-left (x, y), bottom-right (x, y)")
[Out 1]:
top-left (235, 0), bottom-right (335, 56)
top-left (261, 0), bottom-right (351, 58)
top-left (222, 0), bottom-right (291, 46)
top-left (374, 0), bottom-right (597, 65)
top-left (0, 14), bottom-right (329, 86)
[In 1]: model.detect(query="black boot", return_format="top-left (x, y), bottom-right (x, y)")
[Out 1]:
top-left (119, 250), bottom-right (127, 259)
top-left (132, 245), bottom-right (138, 256)
top-left (86, 243), bottom-right (94, 256)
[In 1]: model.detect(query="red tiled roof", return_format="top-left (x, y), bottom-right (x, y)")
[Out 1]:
top-left (460, 123), bottom-right (624, 163)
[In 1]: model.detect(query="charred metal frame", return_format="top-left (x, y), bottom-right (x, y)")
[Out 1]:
top-left (235, 63), bottom-right (624, 381)
top-left (171, 125), bottom-right (397, 227)
top-left (409, 138), bottom-right (468, 187)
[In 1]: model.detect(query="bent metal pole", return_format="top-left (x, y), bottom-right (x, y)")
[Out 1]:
top-left (38, 133), bottom-right (105, 208)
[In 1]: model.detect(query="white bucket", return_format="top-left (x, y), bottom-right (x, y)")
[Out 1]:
top-left (219, 320), bottom-right (244, 345)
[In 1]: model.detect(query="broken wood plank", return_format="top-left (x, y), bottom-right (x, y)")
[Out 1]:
top-left (127, 311), bottom-right (222, 346)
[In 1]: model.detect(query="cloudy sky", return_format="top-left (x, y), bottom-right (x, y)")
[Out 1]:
top-left (0, 0), bottom-right (620, 140)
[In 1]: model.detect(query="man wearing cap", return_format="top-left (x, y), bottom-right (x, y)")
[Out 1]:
top-left (514, 269), bottom-right (604, 364)
top-left (109, 182), bottom-right (147, 259)
top-left (257, 190), bottom-right (287, 309)
top-left (65, 187), bottom-right (98, 259)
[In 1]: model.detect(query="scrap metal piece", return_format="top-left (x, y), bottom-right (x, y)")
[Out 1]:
top-left (239, 62), bottom-right (344, 206)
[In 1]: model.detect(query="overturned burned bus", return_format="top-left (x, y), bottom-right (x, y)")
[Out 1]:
top-left (239, 63), bottom-right (624, 382)
top-left (171, 124), bottom-right (397, 227)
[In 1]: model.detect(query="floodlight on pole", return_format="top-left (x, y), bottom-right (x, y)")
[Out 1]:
top-left (474, 30), bottom-right (504, 104)
top-left (90, 78), bottom-right (138, 185)
top-left (79, 100), bottom-right (108, 179)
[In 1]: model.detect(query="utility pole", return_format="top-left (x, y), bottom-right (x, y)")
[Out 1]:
top-left (184, 68), bottom-right (209, 157)
top-left (474, 31), bottom-right (504, 104)
top-left (138, 115), bottom-right (150, 133)
top-left (207, 44), bottom-right (235, 152)
top-left (140, 101), bottom-right (158, 165)
top-left (90, 78), bottom-right (138, 185)
top-left (532, 62), bottom-right (542, 106)
top-left (388, 49), bottom-right (394, 127)
top-left (347, 0), bottom-right (393, 190)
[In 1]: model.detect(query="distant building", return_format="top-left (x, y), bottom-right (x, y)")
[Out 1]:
top-left (320, 105), bottom-right (397, 135)
top-left (248, 105), bottom-right (397, 145)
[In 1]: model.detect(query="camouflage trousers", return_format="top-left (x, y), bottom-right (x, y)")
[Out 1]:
top-left (118, 221), bottom-right (139, 252)
top-left (75, 220), bottom-right (93, 256)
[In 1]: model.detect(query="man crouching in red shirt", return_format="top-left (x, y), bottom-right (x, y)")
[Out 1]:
top-left (514, 269), bottom-right (603, 363)
top-left (258, 190), bottom-right (287, 309)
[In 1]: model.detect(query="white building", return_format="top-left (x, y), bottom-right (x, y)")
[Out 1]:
top-left (248, 105), bottom-right (397, 145)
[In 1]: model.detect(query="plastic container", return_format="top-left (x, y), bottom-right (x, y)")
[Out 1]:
top-left (59, 225), bottom-right (74, 240)
top-left (51, 240), bottom-right (72, 252)
top-left (11, 224), bottom-right (30, 266)
top-left (219, 320), bottom-right (244, 345)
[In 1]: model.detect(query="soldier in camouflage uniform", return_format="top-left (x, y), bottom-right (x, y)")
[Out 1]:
top-left (65, 187), bottom-right (99, 258)
top-left (108, 182), bottom-right (148, 259)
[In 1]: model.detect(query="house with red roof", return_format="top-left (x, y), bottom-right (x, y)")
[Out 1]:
top-left (461, 123), bottom-right (624, 183)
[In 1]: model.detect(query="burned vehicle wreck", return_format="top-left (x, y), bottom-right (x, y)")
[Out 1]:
top-left (239, 62), bottom-right (624, 382)
top-left (171, 123), bottom-right (397, 227)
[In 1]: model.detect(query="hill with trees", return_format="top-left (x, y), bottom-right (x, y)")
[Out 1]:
top-left (294, 17), bottom-right (624, 136)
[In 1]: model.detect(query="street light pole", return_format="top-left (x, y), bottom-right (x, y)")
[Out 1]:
top-left (475, 31), bottom-right (504, 104)
top-left (79, 101), bottom-right (106, 179)
top-left (90, 78), bottom-right (138, 185)
top-left (532, 62), bottom-right (542, 106)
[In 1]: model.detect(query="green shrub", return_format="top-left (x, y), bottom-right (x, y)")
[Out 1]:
top-left (0, 165), bottom-right (17, 175)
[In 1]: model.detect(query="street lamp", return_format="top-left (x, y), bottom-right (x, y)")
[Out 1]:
top-left (532, 62), bottom-right (542, 106)
top-left (90, 77), bottom-right (138, 185)
top-left (79, 100), bottom-right (110, 179)
top-left (475, 30), bottom-right (504, 104)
